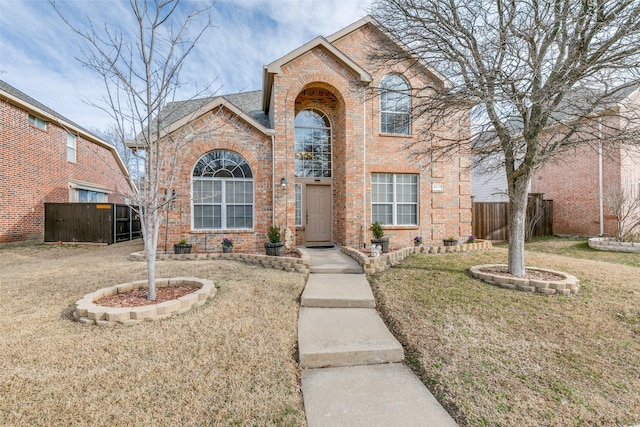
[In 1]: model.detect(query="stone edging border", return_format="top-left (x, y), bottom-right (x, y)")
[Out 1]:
top-left (128, 250), bottom-right (311, 274)
top-left (588, 237), bottom-right (640, 253)
top-left (469, 264), bottom-right (580, 295)
top-left (73, 277), bottom-right (216, 326)
top-left (343, 241), bottom-right (493, 274)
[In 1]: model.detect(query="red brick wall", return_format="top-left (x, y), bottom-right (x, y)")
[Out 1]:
top-left (159, 106), bottom-right (274, 253)
top-left (0, 99), bottom-right (132, 245)
top-left (161, 22), bottom-right (472, 253)
top-left (531, 136), bottom-right (621, 236)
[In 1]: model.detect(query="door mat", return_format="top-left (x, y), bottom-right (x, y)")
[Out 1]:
top-left (306, 245), bottom-right (335, 249)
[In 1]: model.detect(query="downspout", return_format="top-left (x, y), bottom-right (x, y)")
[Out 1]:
top-left (363, 86), bottom-right (367, 248)
top-left (272, 133), bottom-right (276, 226)
top-left (598, 119), bottom-right (604, 236)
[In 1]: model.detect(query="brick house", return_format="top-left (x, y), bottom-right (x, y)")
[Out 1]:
top-left (0, 79), bottom-right (134, 246)
top-left (530, 87), bottom-right (640, 236)
top-left (157, 16), bottom-right (472, 252)
top-left (471, 86), bottom-right (640, 237)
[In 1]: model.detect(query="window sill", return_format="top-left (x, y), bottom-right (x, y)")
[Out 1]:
top-left (190, 229), bottom-right (255, 233)
top-left (378, 132), bottom-right (412, 138)
top-left (382, 225), bottom-right (419, 230)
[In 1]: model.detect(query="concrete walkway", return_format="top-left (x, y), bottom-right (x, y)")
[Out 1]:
top-left (299, 246), bottom-right (458, 427)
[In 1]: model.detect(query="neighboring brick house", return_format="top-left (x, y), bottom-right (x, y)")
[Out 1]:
top-left (156, 16), bottom-right (472, 252)
top-left (530, 87), bottom-right (640, 236)
top-left (0, 79), bottom-right (134, 246)
top-left (471, 85), bottom-right (640, 237)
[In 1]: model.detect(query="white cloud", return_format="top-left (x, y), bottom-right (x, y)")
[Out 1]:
top-left (0, 0), bottom-right (370, 130)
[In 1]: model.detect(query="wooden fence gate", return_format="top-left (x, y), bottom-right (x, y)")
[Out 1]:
top-left (472, 194), bottom-right (553, 241)
top-left (44, 203), bottom-right (141, 244)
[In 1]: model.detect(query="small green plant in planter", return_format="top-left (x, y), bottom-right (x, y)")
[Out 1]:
top-left (174, 238), bottom-right (192, 254)
top-left (265, 225), bottom-right (285, 256)
top-left (414, 235), bottom-right (423, 246)
top-left (443, 235), bottom-right (459, 246)
top-left (467, 235), bottom-right (477, 243)
top-left (370, 221), bottom-right (390, 253)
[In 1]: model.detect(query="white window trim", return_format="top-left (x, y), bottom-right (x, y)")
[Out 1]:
top-left (191, 177), bottom-right (255, 231)
top-left (371, 173), bottom-right (419, 226)
top-left (380, 74), bottom-right (411, 135)
top-left (28, 114), bottom-right (47, 130)
top-left (67, 131), bottom-right (77, 163)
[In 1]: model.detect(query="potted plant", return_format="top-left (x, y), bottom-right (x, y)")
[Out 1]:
top-left (414, 235), bottom-right (423, 246)
top-left (174, 238), bottom-right (192, 254)
top-left (443, 235), bottom-right (458, 246)
top-left (467, 235), bottom-right (477, 243)
top-left (371, 221), bottom-right (389, 253)
top-left (222, 237), bottom-right (233, 253)
top-left (265, 225), bottom-right (285, 256)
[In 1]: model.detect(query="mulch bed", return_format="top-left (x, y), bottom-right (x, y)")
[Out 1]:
top-left (480, 266), bottom-right (565, 281)
top-left (95, 284), bottom-right (200, 307)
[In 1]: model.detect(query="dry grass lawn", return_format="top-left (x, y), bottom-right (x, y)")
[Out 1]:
top-left (0, 240), bottom-right (307, 426)
top-left (371, 238), bottom-right (639, 427)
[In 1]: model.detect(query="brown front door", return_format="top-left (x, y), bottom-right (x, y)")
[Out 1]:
top-left (306, 185), bottom-right (331, 242)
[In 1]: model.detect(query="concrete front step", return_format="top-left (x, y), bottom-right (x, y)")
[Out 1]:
top-left (301, 274), bottom-right (375, 308)
top-left (301, 363), bottom-right (458, 427)
top-left (302, 247), bottom-right (364, 274)
top-left (298, 307), bottom-right (404, 368)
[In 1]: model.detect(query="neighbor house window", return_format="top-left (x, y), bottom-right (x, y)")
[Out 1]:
top-left (28, 114), bottom-right (46, 130)
top-left (68, 182), bottom-right (110, 202)
top-left (380, 74), bottom-right (411, 134)
top-left (295, 184), bottom-right (302, 226)
top-left (76, 189), bottom-right (107, 202)
top-left (295, 109), bottom-right (332, 178)
top-left (371, 173), bottom-right (418, 225)
top-left (67, 132), bottom-right (76, 162)
top-left (192, 150), bottom-right (253, 230)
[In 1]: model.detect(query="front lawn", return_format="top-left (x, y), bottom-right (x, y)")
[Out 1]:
top-left (0, 241), bottom-right (306, 426)
top-left (370, 239), bottom-right (639, 426)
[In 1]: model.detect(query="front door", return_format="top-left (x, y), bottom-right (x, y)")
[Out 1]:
top-left (306, 185), bottom-right (331, 242)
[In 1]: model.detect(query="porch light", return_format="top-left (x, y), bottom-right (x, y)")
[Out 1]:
top-left (280, 177), bottom-right (287, 190)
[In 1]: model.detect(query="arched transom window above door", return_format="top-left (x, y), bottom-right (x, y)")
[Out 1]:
top-left (295, 108), bottom-right (332, 178)
top-left (192, 150), bottom-right (253, 230)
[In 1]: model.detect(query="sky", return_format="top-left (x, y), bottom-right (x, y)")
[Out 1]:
top-left (0, 0), bottom-right (370, 132)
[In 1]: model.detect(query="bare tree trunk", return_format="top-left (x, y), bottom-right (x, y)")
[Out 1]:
top-left (507, 174), bottom-right (531, 276)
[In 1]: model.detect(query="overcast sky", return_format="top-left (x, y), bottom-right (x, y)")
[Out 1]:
top-left (0, 0), bottom-right (370, 131)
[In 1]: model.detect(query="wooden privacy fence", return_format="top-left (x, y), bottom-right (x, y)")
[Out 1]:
top-left (45, 203), bottom-right (142, 244)
top-left (472, 194), bottom-right (553, 241)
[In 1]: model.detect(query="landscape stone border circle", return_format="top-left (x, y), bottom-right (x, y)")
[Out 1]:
top-left (73, 277), bottom-right (216, 326)
top-left (588, 237), bottom-right (640, 253)
top-left (469, 264), bottom-right (580, 295)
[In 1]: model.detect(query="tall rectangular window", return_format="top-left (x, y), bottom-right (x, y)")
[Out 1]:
top-left (28, 114), bottom-right (46, 130)
top-left (67, 132), bottom-right (76, 162)
top-left (372, 173), bottom-right (418, 225)
top-left (295, 184), bottom-right (302, 226)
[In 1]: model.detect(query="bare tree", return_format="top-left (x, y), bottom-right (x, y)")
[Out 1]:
top-left (370, 0), bottom-right (640, 275)
top-left (54, 0), bottom-right (214, 299)
top-left (603, 184), bottom-right (640, 241)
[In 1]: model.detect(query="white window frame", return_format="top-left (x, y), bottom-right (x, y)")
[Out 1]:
top-left (380, 74), bottom-right (411, 135)
top-left (295, 184), bottom-right (302, 226)
top-left (28, 114), bottom-right (46, 130)
top-left (68, 181), bottom-right (110, 203)
top-left (191, 150), bottom-right (254, 231)
top-left (67, 131), bottom-right (77, 162)
top-left (371, 173), bottom-right (419, 225)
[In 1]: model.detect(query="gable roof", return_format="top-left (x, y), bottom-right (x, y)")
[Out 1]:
top-left (327, 15), bottom-right (452, 88)
top-left (0, 79), bottom-right (132, 182)
top-left (262, 35), bottom-right (373, 113)
top-left (147, 90), bottom-right (274, 140)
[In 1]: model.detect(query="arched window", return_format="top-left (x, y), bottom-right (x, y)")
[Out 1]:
top-left (380, 74), bottom-right (411, 134)
top-left (192, 150), bottom-right (253, 230)
top-left (295, 109), bottom-right (332, 178)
